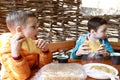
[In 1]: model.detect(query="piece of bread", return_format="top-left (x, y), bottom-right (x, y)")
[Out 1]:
top-left (0, 34), bottom-right (40, 54)
top-left (84, 40), bottom-right (100, 53)
top-left (21, 38), bottom-right (41, 54)
top-left (21, 38), bottom-right (52, 68)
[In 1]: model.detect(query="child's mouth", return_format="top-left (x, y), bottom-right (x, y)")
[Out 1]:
top-left (34, 35), bottom-right (38, 40)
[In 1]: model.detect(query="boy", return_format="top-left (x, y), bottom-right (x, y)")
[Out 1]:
top-left (70, 17), bottom-right (114, 59)
top-left (0, 10), bottom-right (52, 80)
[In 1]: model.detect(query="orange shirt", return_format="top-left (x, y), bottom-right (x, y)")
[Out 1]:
top-left (0, 33), bottom-right (52, 80)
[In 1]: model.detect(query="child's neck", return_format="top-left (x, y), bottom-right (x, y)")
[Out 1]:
top-left (89, 34), bottom-right (99, 41)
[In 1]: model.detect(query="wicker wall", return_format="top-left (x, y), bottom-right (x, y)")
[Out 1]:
top-left (0, 0), bottom-right (120, 42)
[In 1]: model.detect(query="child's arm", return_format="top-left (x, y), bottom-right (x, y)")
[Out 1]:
top-left (10, 33), bottom-right (31, 80)
top-left (21, 38), bottom-right (52, 68)
top-left (70, 34), bottom-right (88, 59)
top-left (97, 44), bottom-right (109, 57)
top-left (0, 53), bottom-right (31, 80)
top-left (39, 50), bottom-right (52, 68)
top-left (8, 55), bottom-right (31, 80)
top-left (11, 33), bottom-right (25, 57)
top-left (35, 39), bottom-right (49, 52)
top-left (98, 39), bottom-right (114, 57)
top-left (0, 33), bottom-right (31, 80)
top-left (35, 39), bottom-right (52, 68)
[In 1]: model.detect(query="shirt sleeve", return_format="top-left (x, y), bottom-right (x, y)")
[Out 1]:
top-left (70, 34), bottom-right (87, 59)
top-left (0, 34), bottom-right (31, 80)
top-left (0, 51), bottom-right (31, 80)
top-left (38, 51), bottom-right (52, 68)
top-left (9, 57), bottom-right (31, 80)
top-left (100, 38), bottom-right (114, 55)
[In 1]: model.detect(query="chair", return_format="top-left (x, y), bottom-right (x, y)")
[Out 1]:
top-left (49, 40), bottom-right (76, 53)
top-left (110, 42), bottom-right (120, 52)
top-left (48, 40), bottom-right (76, 59)
top-left (48, 40), bottom-right (120, 53)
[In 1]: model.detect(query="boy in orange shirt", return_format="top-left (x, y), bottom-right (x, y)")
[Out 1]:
top-left (0, 10), bottom-right (52, 80)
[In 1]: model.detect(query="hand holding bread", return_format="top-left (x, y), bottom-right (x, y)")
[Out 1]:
top-left (21, 38), bottom-right (49, 54)
top-left (76, 43), bottom-right (91, 56)
top-left (84, 40), bottom-right (101, 53)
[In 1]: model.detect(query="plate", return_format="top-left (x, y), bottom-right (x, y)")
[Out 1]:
top-left (83, 63), bottom-right (118, 79)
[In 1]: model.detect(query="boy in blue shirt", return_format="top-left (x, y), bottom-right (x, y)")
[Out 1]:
top-left (70, 17), bottom-right (114, 59)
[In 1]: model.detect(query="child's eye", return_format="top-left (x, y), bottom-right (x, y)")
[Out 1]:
top-left (103, 30), bottom-right (107, 33)
top-left (32, 26), bottom-right (36, 29)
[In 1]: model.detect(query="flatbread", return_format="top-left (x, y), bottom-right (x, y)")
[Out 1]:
top-left (84, 40), bottom-right (100, 53)
top-left (21, 38), bottom-right (41, 54)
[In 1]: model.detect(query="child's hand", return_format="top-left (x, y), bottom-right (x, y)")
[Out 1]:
top-left (11, 33), bottom-right (25, 57)
top-left (35, 39), bottom-right (49, 53)
top-left (76, 44), bottom-right (91, 56)
top-left (97, 44), bottom-right (109, 56)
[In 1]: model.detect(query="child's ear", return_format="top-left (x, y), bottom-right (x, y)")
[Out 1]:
top-left (16, 26), bottom-right (22, 33)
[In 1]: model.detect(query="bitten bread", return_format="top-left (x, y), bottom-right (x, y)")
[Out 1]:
top-left (84, 40), bottom-right (100, 53)
top-left (21, 38), bottom-right (41, 54)
top-left (21, 38), bottom-right (52, 68)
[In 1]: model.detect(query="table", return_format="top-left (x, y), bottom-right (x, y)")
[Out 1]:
top-left (68, 58), bottom-right (120, 80)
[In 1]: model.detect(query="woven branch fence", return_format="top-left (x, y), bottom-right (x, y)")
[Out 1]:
top-left (0, 0), bottom-right (120, 61)
top-left (0, 0), bottom-right (120, 43)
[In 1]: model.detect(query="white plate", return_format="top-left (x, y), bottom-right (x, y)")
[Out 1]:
top-left (83, 63), bottom-right (118, 79)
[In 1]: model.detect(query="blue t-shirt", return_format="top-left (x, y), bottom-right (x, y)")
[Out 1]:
top-left (70, 33), bottom-right (114, 59)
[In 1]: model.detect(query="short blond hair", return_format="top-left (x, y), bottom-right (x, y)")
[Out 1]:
top-left (6, 10), bottom-right (36, 31)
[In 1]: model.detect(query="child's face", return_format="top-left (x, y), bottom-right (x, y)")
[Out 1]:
top-left (94, 24), bottom-right (108, 39)
top-left (22, 17), bottom-right (39, 40)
